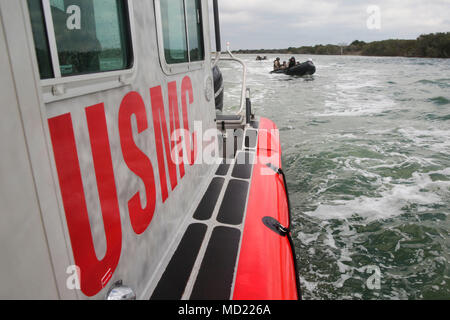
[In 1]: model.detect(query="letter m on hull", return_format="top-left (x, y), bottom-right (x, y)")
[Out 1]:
top-left (150, 77), bottom-right (195, 203)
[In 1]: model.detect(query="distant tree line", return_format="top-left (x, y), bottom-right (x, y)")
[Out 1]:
top-left (233, 32), bottom-right (450, 58)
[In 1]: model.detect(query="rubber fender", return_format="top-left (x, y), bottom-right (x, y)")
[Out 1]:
top-left (213, 65), bottom-right (224, 112)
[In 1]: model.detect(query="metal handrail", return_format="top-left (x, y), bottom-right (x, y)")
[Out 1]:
top-left (211, 1), bottom-right (248, 119)
top-left (215, 42), bottom-right (248, 116)
top-left (212, 52), bottom-right (221, 67)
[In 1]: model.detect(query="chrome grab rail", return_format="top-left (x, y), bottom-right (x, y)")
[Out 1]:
top-left (213, 42), bottom-right (248, 117)
top-left (212, 51), bottom-right (221, 67)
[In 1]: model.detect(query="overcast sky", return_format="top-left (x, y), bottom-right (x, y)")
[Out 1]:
top-left (211, 0), bottom-right (450, 49)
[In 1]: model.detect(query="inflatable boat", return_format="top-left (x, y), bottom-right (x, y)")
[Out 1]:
top-left (271, 60), bottom-right (316, 76)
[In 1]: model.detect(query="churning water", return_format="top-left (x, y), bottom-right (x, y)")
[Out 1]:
top-left (220, 54), bottom-right (450, 300)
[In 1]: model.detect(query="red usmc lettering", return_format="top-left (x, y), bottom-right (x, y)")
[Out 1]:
top-left (48, 76), bottom-right (196, 297)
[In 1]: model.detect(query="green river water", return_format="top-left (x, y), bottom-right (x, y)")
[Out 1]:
top-left (220, 54), bottom-right (450, 300)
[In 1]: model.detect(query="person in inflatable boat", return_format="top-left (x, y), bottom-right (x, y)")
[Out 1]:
top-left (273, 57), bottom-right (281, 70)
top-left (288, 56), bottom-right (296, 69)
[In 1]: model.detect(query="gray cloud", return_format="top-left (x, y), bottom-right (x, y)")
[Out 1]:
top-left (211, 0), bottom-right (450, 49)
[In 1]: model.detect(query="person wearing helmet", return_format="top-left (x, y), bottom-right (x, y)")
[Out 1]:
top-left (273, 57), bottom-right (281, 70)
top-left (288, 56), bottom-right (296, 69)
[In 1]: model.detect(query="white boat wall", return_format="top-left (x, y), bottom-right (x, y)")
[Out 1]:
top-left (0, 0), bottom-right (299, 300)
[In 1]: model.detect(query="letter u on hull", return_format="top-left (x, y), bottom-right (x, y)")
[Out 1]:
top-left (48, 104), bottom-right (122, 297)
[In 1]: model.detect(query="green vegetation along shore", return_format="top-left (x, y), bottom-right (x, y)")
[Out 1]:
top-left (233, 32), bottom-right (450, 58)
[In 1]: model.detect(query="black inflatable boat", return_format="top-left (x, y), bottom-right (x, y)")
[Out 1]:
top-left (271, 60), bottom-right (316, 76)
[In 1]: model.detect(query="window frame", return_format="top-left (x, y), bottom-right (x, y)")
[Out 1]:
top-left (154, 0), bottom-right (206, 75)
top-left (34, 0), bottom-right (137, 103)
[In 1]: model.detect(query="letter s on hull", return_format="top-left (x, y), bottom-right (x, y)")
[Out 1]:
top-left (119, 92), bottom-right (157, 235)
top-left (48, 104), bottom-right (122, 297)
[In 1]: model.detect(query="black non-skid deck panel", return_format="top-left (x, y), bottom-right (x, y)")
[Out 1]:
top-left (231, 152), bottom-right (254, 180)
top-left (217, 179), bottom-right (249, 226)
top-left (150, 224), bottom-right (207, 300)
top-left (215, 161), bottom-right (230, 176)
top-left (151, 137), bottom-right (257, 300)
top-left (251, 121), bottom-right (260, 129)
top-left (193, 177), bottom-right (225, 221)
top-left (190, 226), bottom-right (242, 300)
top-left (245, 130), bottom-right (258, 149)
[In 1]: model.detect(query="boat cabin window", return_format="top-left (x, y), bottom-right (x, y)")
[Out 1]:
top-left (27, 0), bottom-right (54, 79)
top-left (160, 0), bottom-right (188, 64)
top-left (159, 0), bottom-right (204, 65)
top-left (27, 0), bottom-right (132, 79)
top-left (185, 0), bottom-right (204, 62)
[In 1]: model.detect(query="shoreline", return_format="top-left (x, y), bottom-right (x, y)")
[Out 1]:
top-left (230, 52), bottom-right (450, 60)
top-left (228, 32), bottom-right (450, 59)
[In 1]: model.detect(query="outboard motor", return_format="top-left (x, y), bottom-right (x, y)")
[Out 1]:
top-left (213, 65), bottom-right (224, 112)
